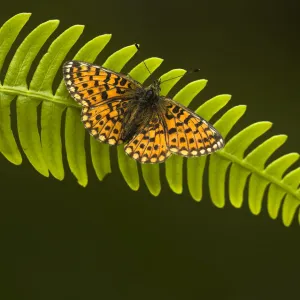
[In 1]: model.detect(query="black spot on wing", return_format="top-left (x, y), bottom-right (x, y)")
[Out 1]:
top-left (101, 91), bottom-right (108, 100)
top-left (120, 78), bottom-right (127, 86)
top-left (103, 73), bottom-right (111, 83)
top-left (168, 128), bottom-right (177, 135)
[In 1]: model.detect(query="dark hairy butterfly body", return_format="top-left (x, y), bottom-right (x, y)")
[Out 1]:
top-left (63, 60), bottom-right (224, 163)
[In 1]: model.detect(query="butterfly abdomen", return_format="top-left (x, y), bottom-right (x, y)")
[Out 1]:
top-left (121, 100), bottom-right (155, 142)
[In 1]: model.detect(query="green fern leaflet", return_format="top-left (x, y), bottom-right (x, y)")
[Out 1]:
top-left (0, 13), bottom-right (299, 227)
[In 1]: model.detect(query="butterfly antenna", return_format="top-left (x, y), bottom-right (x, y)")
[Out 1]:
top-left (135, 43), bottom-right (152, 76)
top-left (160, 68), bottom-right (200, 85)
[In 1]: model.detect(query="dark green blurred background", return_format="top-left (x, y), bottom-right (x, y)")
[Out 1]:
top-left (0, 1), bottom-right (299, 299)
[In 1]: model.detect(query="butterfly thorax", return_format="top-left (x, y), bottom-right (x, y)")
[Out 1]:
top-left (135, 81), bottom-right (161, 105)
top-left (144, 81), bottom-right (161, 103)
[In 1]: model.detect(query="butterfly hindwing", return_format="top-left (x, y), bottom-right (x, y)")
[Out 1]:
top-left (63, 60), bottom-right (142, 106)
top-left (163, 98), bottom-right (224, 156)
top-left (81, 99), bottom-right (130, 145)
top-left (124, 113), bottom-right (171, 164)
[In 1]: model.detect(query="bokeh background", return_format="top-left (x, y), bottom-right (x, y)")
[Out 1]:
top-left (0, 0), bottom-right (299, 299)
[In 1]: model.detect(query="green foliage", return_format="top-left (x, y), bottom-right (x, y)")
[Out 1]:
top-left (0, 13), bottom-right (299, 226)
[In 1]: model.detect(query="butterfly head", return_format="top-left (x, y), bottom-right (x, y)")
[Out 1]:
top-left (143, 80), bottom-right (161, 103)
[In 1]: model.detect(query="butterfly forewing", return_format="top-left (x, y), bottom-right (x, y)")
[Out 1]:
top-left (63, 60), bottom-right (141, 106)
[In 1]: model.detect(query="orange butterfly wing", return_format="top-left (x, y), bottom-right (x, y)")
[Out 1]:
top-left (81, 99), bottom-right (130, 145)
top-left (63, 61), bottom-right (141, 145)
top-left (124, 113), bottom-right (171, 163)
top-left (163, 99), bottom-right (224, 156)
top-left (63, 60), bottom-right (142, 106)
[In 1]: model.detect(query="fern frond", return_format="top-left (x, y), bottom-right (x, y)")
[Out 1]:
top-left (0, 13), bottom-right (299, 227)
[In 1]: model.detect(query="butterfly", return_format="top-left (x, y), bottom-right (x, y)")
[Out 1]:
top-left (63, 60), bottom-right (225, 164)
